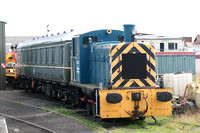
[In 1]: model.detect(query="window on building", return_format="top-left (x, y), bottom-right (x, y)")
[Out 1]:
top-left (160, 43), bottom-right (164, 52)
top-left (175, 43), bottom-right (178, 49)
top-left (168, 43), bottom-right (178, 50)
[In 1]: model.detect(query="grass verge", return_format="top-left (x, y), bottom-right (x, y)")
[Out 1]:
top-left (47, 107), bottom-right (200, 133)
top-left (46, 107), bottom-right (107, 132)
top-left (109, 112), bottom-right (200, 133)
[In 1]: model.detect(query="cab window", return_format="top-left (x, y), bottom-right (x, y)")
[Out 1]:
top-left (82, 36), bottom-right (97, 48)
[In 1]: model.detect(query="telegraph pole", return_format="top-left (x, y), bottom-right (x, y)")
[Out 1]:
top-left (0, 21), bottom-right (6, 90)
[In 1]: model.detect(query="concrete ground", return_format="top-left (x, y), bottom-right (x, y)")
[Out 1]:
top-left (0, 86), bottom-right (95, 133)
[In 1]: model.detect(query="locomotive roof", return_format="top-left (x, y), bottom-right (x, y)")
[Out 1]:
top-left (17, 31), bottom-right (74, 49)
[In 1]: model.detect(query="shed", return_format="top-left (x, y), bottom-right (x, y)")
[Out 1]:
top-left (155, 52), bottom-right (196, 75)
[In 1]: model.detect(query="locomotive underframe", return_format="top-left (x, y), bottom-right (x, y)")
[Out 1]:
top-left (17, 76), bottom-right (172, 119)
top-left (17, 76), bottom-right (69, 101)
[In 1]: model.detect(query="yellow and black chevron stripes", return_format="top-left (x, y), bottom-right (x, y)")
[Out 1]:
top-left (109, 42), bottom-right (156, 88)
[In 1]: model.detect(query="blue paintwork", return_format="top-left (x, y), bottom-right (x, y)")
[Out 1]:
top-left (90, 44), bottom-right (112, 86)
top-left (123, 24), bottom-right (135, 42)
top-left (72, 29), bottom-right (123, 85)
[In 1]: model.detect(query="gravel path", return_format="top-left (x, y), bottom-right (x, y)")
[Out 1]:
top-left (0, 88), bottom-right (95, 133)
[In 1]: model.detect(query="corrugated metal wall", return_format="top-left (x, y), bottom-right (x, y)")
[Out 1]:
top-left (155, 53), bottom-right (196, 75)
top-left (196, 51), bottom-right (200, 74)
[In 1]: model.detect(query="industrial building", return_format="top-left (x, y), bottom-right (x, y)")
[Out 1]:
top-left (135, 34), bottom-right (199, 75)
top-left (135, 34), bottom-right (192, 52)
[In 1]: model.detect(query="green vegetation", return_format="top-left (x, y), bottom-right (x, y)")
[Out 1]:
top-left (108, 112), bottom-right (200, 133)
top-left (47, 107), bottom-right (107, 132)
top-left (48, 107), bottom-right (200, 133)
top-left (50, 107), bottom-right (76, 115)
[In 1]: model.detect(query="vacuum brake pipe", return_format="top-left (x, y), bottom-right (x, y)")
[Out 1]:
top-left (183, 84), bottom-right (189, 103)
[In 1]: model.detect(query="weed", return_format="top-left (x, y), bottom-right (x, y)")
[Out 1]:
top-left (47, 106), bottom-right (200, 133)
top-left (50, 107), bottom-right (76, 115)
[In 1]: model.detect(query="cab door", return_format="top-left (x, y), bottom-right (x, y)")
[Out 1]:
top-left (72, 38), bottom-right (80, 83)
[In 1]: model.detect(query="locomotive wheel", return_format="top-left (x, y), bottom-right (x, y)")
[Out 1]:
top-left (86, 103), bottom-right (92, 115)
top-left (31, 87), bottom-right (36, 92)
top-left (19, 81), bottom-right (26, 90)
top-left (64, 93), bottom-right (70, 104)
top-left (64, 95), bottom-right (68, 104)
top-left (92, 104), bottom-right (96, 117)
top-left (13, 83), bottom-right (17, 89)
top-left (57, 92), bottom-right (63, 101)
top-left (45, 87), bottom-right (51, 97)
top-left (51, 89), bottom-right (56, 98)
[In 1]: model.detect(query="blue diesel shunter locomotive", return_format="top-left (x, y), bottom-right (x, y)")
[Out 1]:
top-left (17, 24), bottom-right (172, 119)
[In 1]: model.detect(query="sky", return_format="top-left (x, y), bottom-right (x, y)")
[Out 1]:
top-left (0, 0), bottom-right (200, 40)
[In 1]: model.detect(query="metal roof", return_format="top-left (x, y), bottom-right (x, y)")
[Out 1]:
top-left (6, 36), bottom-right (39, 45)
top-left (17, 31), bottom-right (74, 49)
top-left (194, 34), bottom-right (200, 44)
top-left (135, 34), bottom-right (184, 40)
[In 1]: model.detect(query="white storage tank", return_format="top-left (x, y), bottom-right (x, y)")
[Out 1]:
top-left (163, 73), bottom-right (174, 88)
top-left (173, 74), bottom-right (179, 96)
top-left (196, 51), bottom-right (200, 74)
top-left (163, 73), bottom-right (193, 96)
top-left (195, 91), bottom-right (200, 109)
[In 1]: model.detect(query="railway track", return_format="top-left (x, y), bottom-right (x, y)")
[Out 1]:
top-left (0, 90), bottom-right (108, 133)
top-left (0, 90), bottom-right (164, 132)
top-left (0, 112), bottom-right (55, 133)
top-left (1, 90), bottom-right (181, 132)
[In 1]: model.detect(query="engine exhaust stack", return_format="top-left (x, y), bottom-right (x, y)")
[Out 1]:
top-left (123, 24), bottom-right (135, 42)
